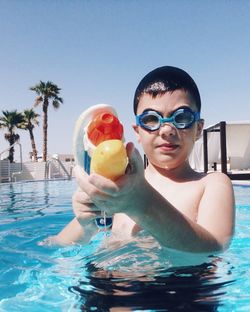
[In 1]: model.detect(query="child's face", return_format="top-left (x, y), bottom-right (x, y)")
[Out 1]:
top-left (133, 90), bottom-right (203, 170)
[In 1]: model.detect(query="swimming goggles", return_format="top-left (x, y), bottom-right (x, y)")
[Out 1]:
top-left (136, 108), bottom-right (200, 131)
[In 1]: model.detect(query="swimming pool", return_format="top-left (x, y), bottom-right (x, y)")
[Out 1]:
top-left (0, 179), bottom-right (249, 311)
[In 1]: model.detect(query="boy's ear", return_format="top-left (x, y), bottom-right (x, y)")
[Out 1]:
top-left (132, 124), bottom-right (141, 143)
top-left (195, 119), bottom-right (204, 141)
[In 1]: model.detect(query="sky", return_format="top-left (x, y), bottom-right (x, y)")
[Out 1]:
top-left (0, 0), bottom-right (250, 161)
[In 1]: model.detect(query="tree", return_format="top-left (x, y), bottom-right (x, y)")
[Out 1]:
top-left (30, 81), bottom-right (63, 162)
top-left (21, 109), bottom-right (40, 162)
top-left (0, 110), bottom-right (24, 163)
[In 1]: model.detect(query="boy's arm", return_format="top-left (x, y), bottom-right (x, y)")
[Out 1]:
top-left (196, 172), bottom-right (235, 249)
top-left (47, 217), bottom-right (98, 246)
top-left (48, 190), bottom-right (101, 245)
top-left (126, 172), bottom-right (234, 253)
top-left (52, 217), bottom-right (87, 245)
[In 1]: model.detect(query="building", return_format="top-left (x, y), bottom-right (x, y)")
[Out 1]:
top-left (190, 121), bottom-right (250, 180)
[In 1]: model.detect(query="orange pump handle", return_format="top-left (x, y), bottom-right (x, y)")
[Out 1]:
top-left (87, 112), bottom-right (123, 146)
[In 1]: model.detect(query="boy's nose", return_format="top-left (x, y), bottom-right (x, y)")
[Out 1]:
top-left (159, 122), bottom-right (176, 136)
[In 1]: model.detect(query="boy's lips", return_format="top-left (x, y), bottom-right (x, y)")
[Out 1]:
top-left (157, 143), bottom-right (179, 151)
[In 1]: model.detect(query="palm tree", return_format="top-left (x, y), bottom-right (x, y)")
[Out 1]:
top-left (21, 109), bottom-right (40, 162)
top-left (0, 110), bottom-right (24, 163)
top-left (30, 81), bottom-right (63, 162)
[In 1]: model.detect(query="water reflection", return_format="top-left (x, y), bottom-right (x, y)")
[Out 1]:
top-left (69, 260), bottom-right (234, 311)
top-left (0, 180), bottom-right (72, 220)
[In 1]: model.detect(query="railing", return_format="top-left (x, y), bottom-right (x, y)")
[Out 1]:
top-left (44, 154), bottom-right (73, 180)
top-left (0, 141), bottom-right (23, 182)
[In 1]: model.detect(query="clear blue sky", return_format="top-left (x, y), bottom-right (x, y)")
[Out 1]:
top-left (1, 0), bottom-right (250, 161)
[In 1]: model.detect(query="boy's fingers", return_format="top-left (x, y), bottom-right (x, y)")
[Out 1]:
top-left (89, 173), bottom-right (119, 195)
top-left (74, 164), bottom-right (117, 200)
top-left (73, 189), bottom-right (93, 204)
top-left (73, 144), bottom-right (144, 198)
top-left (126, 142), bottom-right (144, 175)
top-left (89, 143), bottom-right (144, 197)
top-left (74, 165), bottom-right (88, 188)
top-left (74, 165), bottom-right (99, 195)
top-left (125, 141), bottom-right (135, 158)
top-left (73, 165), bottom-right (86, 177)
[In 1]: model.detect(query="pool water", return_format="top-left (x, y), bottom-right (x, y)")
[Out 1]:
top-left (0, 179), bottom-right (250, 311)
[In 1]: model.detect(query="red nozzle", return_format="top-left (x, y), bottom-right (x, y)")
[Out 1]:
top-left (87, 112), bottom-right (123, 146)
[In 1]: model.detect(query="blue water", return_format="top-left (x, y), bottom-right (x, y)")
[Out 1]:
top-left (0, 179), bottom-right (250, 311)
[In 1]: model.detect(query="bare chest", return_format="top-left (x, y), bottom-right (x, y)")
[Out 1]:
top-left (150, 178), bottom-right (204, 222)
top-left (112, 180), bottom-right (204, 238)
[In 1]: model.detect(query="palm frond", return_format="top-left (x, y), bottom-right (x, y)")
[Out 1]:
top-left (4, 132), bottom-right (20, 142)
top-left (52, 100), bottom-right (60, 109)
top-left (0, 110), bottom-right (24, 130)
top-left (34, 96), bottom-right (43, 107)
top-left (21, 108), bottom-right (40, 130)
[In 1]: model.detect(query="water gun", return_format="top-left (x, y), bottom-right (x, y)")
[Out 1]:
top-left (73, 104), bottom-right (128, 229)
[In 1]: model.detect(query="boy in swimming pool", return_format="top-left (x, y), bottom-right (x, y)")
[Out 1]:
top-left (54, 66), bottom-right (235, 253)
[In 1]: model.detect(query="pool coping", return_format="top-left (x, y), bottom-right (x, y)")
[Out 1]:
top-left (0, 177), bottom-right (74, 186)
top-left (232, 180), bottom-right (250, 186)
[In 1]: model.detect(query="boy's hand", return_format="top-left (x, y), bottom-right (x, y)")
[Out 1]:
top-left (74, 142), bottom-right (145, 216)
top-left (72, 168), bottom-right (103, 227)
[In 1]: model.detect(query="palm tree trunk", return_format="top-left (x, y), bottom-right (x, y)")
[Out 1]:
top-left (8, 135), bottom-right (15, 163)
top-left (29, 128), bottom-right (38, 162)
top-left (43, 100), bottom-right (48, 162)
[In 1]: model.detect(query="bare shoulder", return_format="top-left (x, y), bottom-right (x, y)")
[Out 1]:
top-left (201, 171), bottom-right (232, 186)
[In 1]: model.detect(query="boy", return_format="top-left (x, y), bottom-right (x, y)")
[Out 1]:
top-left (54, 66), bottom-right (235, 253)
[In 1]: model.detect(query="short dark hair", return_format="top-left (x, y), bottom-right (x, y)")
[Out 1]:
top-left (133, 66), bottom-right (201, 114)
